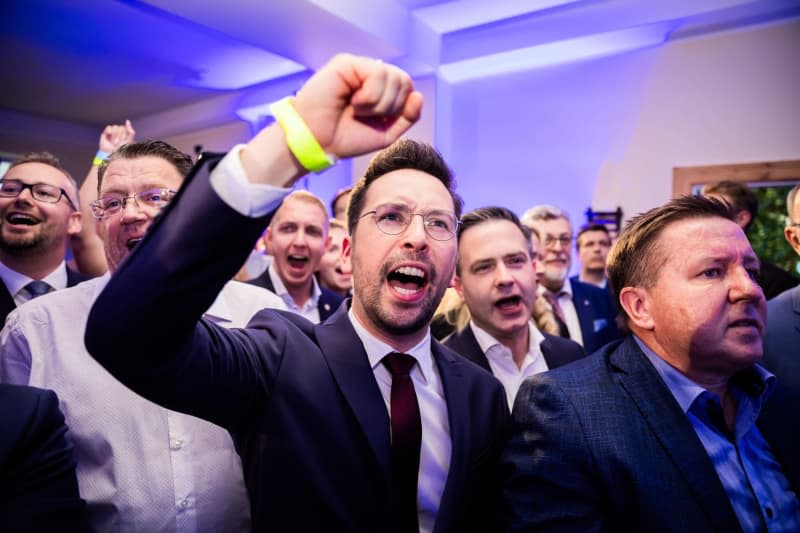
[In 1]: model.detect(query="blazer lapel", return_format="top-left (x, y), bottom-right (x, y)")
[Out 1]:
top-left (0, 281), bottom-right (15, 325)
top-left (432, 343), bottom-right (470, 532)
top-left (611, 338), bottom-right (741, 531)
top-left (446, 326), bottom-right (492, 372)
top-left (315, 305), bottom-right (391, 484)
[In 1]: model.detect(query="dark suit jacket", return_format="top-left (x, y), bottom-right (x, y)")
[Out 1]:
top-left (761, 285), bottom-right (800, 481)
top-left (0, 267), bottom-right (89, 326)
top-left (0, 384), bottom-right (87, 532)
top-left (443, 322), bottom-right (585, 375)
top-left (569, 278), bottom-right (621, 354)
top-left (85, 158), bottom-right (510, 533)
top-left (500, 336), bottom-right (797, 532)
top-left (248, 268), bottom-right (343, 322)
top-left (757, 258), bottom-right (799, 300)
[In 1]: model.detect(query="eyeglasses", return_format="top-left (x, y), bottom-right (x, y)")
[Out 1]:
top-left (0, 179), bottom-right (76, 210)
top-left (90, 188), bottom-right (177, 219)
top-left (359, 203), bottom-right (459, 241)
top-left (543, 235), bottom-right (573, 248)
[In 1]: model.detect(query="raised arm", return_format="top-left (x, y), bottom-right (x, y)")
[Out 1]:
top-left (71, 120), bottom-right (135, 276)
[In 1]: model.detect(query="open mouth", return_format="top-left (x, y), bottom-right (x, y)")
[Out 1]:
top-left (5, 213), bottom-right (40, 226)
top-left (287, 254), bottom-right (309, 269)
top-left (729, 318), bottom-right (762, 331)
top-left (495, 295), bottom-right (522, 311)
top-left (387, 265), bottom-right (427, 296)
top-left (125, 238), bottom-right (143, 251)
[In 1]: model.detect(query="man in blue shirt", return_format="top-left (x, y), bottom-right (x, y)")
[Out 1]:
top-left (502, 195), bottom-right (799, 532)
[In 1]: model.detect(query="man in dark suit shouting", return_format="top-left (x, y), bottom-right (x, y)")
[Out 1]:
top-left (502, 195), bottom-right (799, 531)
top-left (85, 54), bottom-right (509, 533)
top-left (444, 207), bottom-right (584, 408)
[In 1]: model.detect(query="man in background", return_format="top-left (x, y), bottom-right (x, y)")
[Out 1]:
top-left (445, 206), bottom-right (584, 408)
top-left (248, 190), bottom-right (343, 322)
top-left (521, 204), bottom-right (620, 353)
top-left (570, 223), bottom-right (612, 289)
top-left (0, 152), bottom-right (88, 324)
top-left (316, 218), bottom-right (352, 298)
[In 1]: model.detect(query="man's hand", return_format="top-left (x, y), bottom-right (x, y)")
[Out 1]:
top-left (293, 54), bottom-right (423, 159)
top-left (99, 119), bottom-right (136, 153)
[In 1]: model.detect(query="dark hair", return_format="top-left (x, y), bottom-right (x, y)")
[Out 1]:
top-left (7, 151), bottom-right (78, 207)
top-left (97, 140), bottom-right (193, 195)
top-left (575, 223), bottom-right (611, 250)
top-left (607, 195), bottom-right (735, 328)
top-left (346, 138), bottom-right (462, 235)
top-left (456, 206), bottom-right (531, 275)
top-left (330, 186), bottom-right (352, 218)
top-left (702, 181), bottom-right (758, 230)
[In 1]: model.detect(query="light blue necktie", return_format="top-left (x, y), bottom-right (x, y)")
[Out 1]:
top-left (24, 280), bottom-right (53, 299)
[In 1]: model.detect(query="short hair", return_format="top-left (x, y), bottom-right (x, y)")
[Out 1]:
top-left (7, 151), bottom-right (79, 208)
top-left (575, 223), bottom-right (611, 250)
top-left (456, 206), bottom-right (530, 275)
top-left (329, 218), bottom-right (347, 232)
top-left (787, 183), bottom-right (800, 222)
top-left (271, 190), bottom-right (330, 231)
top-left (702, 181), bottom-right (758, 230)
top-left (346, 138), bottom-right (463, 235)
top-left (97, 140), bottom-right (193, 195)
top-left (520, 204), bottom-right (571, 230)
top-left (607, 195), bottom-right (735, 327)
top-left (330, 186), bottom-right (352, 217)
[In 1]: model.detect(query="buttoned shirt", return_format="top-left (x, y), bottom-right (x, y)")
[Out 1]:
top-left (349, 308), bottom-right (451, 533)
top-left (0, 259), bottom-right (68, 306)
top-left (470, 320), bottom-right (548, 408)
top-left (266, 263), bottom-right (322, 323)
top-left (0, 275), bottom-right (272, 532)
top-left (637, 337), bottom-right (800, 533)
top-left (539, 279), bottom-right (584, 346)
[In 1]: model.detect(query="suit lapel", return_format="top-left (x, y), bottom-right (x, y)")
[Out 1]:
top-left (314, 306), bottom-right (391, 484)
top-left (0, 281), bottom-right (15, 325)
top-left (540, 335), bottom-right (561, 369)
top-left (433, 343), bottom-right (470, 531)
top-left (447, 326), bottom-right (491, 372)
top-left (611, 338), bottom-right (741, 531)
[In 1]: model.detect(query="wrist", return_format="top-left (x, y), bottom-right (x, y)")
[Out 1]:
top-left (269, 97), bottom-right (337, 173)
top-left (93, 149), bottom-right (110, 167)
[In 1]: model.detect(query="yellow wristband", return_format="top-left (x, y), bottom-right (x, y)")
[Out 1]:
top-left (269, 96), bottom-right (337, 173)
top-left (92, 157), bottom-right (106, 167)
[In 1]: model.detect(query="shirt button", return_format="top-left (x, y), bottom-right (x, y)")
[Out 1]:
top-left (171, 439), bottom-right (183, 450)
top-left (178, 499), bottom-right (191, 510)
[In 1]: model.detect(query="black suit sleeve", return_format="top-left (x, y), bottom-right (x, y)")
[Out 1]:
top-left (85, 157), bottom-right (281, 430)
top-left (0, 385), bottom-right (87, 532)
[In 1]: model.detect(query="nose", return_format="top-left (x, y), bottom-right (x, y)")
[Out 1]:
top-left (120, 198), bottom-right (148, 223)
top-left (401, 213), bottom-right (429, 251)
top-left (495, 262), bottom-right (514, 288)
top-left (730, 265), bottom-right (764, 302)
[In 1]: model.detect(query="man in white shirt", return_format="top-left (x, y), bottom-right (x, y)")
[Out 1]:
top-left (248, 190), bottom-right (343, 322)
top-left (1, 139), bottom-right (285, 532)
top-left (0, 151), bottom-right (88, 324)
top-left (445, 206), bottom-right (584, 408)
top-left (84, 53), bottom-right (509, 533)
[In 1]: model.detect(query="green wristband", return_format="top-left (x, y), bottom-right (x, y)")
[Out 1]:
top-left (269, 97), bottom-right (337, 173)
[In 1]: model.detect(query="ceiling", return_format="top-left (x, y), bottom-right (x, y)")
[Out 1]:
top-left (2, 0), bottom-right (799, 128)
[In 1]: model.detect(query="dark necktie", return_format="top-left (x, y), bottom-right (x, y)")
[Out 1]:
top-left (382, 352), bottom-right (421, 533)
top-left (24, 280), bottom-right (53, 300)
top-left (543, 290), bottom-right (571, 339)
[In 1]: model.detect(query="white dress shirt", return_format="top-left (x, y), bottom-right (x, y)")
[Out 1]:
top-left (266, 263), bottom-right (322, 323)
top-left (0, 275), bottom-right (282, 532)
top-left (204, 278), bottom-right (287, 327)
top-left (0, 259), bottom-right (68, 306)
top-left (208, 146), bottom-right (452, 533)
top-left (469, 320), bottom-right (549, 408)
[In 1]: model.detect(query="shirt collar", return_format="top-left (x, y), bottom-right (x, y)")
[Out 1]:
top-left (469, 320), bottom-right (545, 359)
top-left (347, 306), bottom-right (433, 384)
top-left (634, 336), bottom-right (775, 414)
top-left (268, 263), bottom-right (321, 312)
top-left (0, 260), bottom-right (69, 297)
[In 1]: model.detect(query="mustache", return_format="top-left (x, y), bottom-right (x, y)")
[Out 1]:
top-left (379, 251), bottom-right (437, 282)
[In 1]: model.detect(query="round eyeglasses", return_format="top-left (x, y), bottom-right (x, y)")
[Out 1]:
top-left (359, 203), bottom-right (459, 241)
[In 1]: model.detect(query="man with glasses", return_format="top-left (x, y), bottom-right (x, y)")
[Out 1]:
top-left (521, 204), bottom-right (620, 354)
top-left (83, 54), bottom-right (509, 532)
top-left (1, 139), bottom-right (289, 531)
top-left (0, 151), bottom-right (88, 325)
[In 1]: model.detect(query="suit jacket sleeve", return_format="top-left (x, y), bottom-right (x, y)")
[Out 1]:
top-left (84, 156), bottom-right (282, 431)
top-left (501, 374), bottom-right (605, 532)
top-left (0, 385), bottom-right (87, 531)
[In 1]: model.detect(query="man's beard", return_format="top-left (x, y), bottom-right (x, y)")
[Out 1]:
top-left (356, 256), bottom-right (448, 337)
top-left (0, 229), bottom-right (47, 255)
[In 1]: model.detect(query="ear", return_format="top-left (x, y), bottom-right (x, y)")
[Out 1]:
top-left (619, 286), bottom-right (654, 331)
top-left (785, 226), bottom-right (800, 255)
top-left (342, 234), bottom-right (352, 261)
top-left (452, 272), bottom-right (465, 299)
top-left (735, 210), bottom-right (752, 229)
top-left (66, 210), bottom-right (82, 237)
top-left (324, 233), bottom-right (332, 252)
